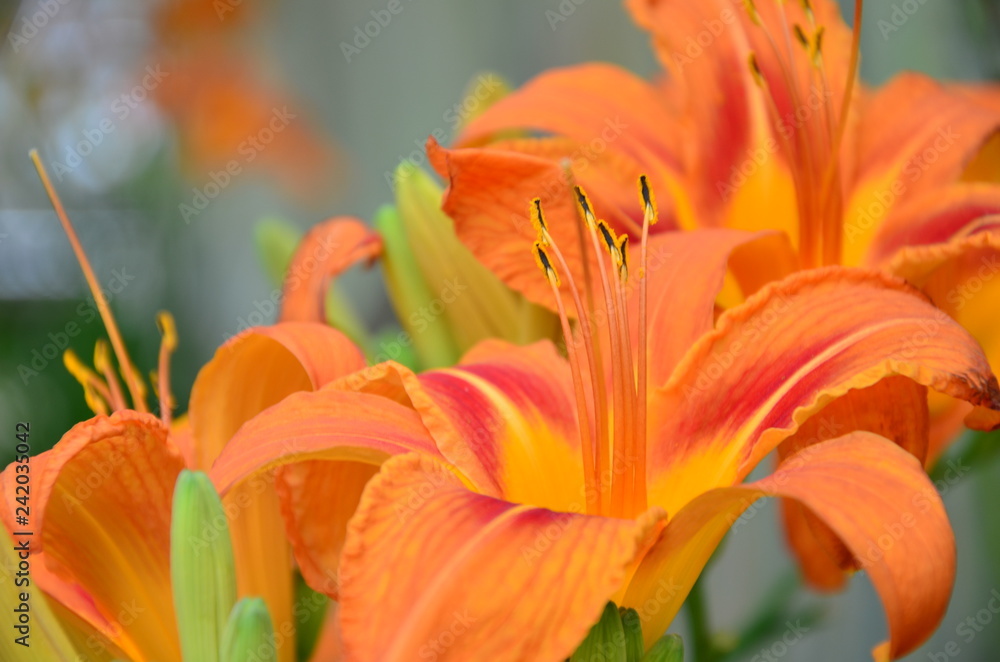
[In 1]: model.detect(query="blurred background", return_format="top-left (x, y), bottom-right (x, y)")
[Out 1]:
top-left (0, 0), bottom-right (998, 659)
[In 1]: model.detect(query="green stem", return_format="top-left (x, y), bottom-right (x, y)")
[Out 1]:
top-left (685, 574), bottom-right (718, 662)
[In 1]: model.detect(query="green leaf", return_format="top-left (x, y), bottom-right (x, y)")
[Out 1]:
top-left (254, 218), bottom-right (302, 288)
top-left (171, 470), bottom-right (237, 662)
top-left (220, 598), bottom-right (276, 662)
top-left (374, 203), bottom-right (460, 369)
top-left (640, 634), bottom-right (684, 662)
top-left (619, 607), bottom-right (644, 662)
top-left (293, 573), bottom-right (329, 662)
top-left (571, 602), bottom-right (627, 662)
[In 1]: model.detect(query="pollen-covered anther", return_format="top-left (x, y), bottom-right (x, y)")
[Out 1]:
top-left (532, 240), bottom-right (560, 287)
top-left (793, 23), bottom-right (809, 48)
top-left (616, 234), bottom-right (630, 284)
top-left (812, 26), bottom-right (825, 66)
top-left (747, 53), bottom-right (766, 88)
top-left (801, 0), bottom-right (816, 25)
top-left (529, 197), bottom-right (549, 238)
top-left (573, 186), bottom-right (598, 229)
top-left (638, 174), bottom-right (658, 226)
top-left (742, 0), bottom-right (761, 25)
top-left (596, 220), bottom-right (621, 263)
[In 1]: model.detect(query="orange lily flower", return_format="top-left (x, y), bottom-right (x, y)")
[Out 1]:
top-left (210, 187), bottom-right (1000, 660)
top-left (0, 155), bottom-right (370, 661)
top-left (427, 0), bottom-right (1000, 461)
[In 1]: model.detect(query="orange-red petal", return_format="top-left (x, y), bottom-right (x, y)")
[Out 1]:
top-left (777, 376), bottom-right (929, 590)
top-left (1, 412), bottom-right (185, 662)
top-left (208, 380), bottom-right (442, 599)
top-left (646, 268), bottom-right (1000, 517)
top-left (278, 217), bottom-right (383, 324)
top-left (625, 433), bottom-right (954, 659)
top-left (338, 453), bottom-right (666, 662)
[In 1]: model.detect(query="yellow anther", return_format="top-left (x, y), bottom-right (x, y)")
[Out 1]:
top-left (574, 186), bottom-right (598, 229)
top-left (812, 26), bottom-right (825, 66)
top-left (747, 53), bottom-right (766, 88)
top-left (743, 0), bottom-right (761, 25)
top-left (638, 175), bottom-right (658, 226)
top-left (93, 339), bottom-right (114, 376)
top-left (617, 234), bottom-right (630, 284)
top-left (63, 349), bottom-right (110, 416)
top-left (533, 241), bottom-right (560, 287)
top-left (596, 221), bottom-right (621, 264)
top-left (156, 311), bottom-right (178, 352)
top-left (530, 197), bottom-right (548, 237)
top-left (793, 24), bottom-right (809, 48)
top-left (801, 0), bottom-right (815, 25)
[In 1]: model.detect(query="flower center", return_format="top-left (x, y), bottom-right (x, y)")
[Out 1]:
top-left (743, 0), bottom-right (864, 268)
top-left (530, 177), bottom-right (658, 519)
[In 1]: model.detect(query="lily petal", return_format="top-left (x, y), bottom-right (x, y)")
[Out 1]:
top-left (863, 184), bottom-right (1000, 267)
top-left (846, 75), bottom-right (1000, 265)
top-left (208, 381), bottom-right (442, 598)
top-left (338, 453), bottom-right (666, 662)
top-left (421, 340), bottom-right (582, 510)
top-left (2, 412), bottom-right (185, 662)
top-left (428, 135), bottom-right (646, 313)
top-left (647, 268), bottom-right (1000, 517)
top-left (881, 229), bottom-right (1000, 451)
top-left (457, 63), bottom-right (683, 179)
top-left (777, 376), bottom-right (929, 590)
top-left (639, 229), bottom-right (796, 386)
top-left (278, 216), bottom-right (382, 324)
top-left (625, 433), bottom-right (954, 660)
top-left (189, 323), bottom-right (365, 660)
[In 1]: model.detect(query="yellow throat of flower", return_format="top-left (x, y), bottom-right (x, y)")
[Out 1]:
top-left (744, 0), bottom-right (865, 268)
top-left (531, 177), bottom-right (659, 520)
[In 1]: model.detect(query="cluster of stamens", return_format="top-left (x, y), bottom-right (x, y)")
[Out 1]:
top-left (30, 150), bottom-right (177, 428)
top-left (530, 177), bottom-right (657, 519)
top-left (743, 0), bottom-right (863, 268)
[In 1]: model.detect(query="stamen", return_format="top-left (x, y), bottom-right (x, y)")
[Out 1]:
top-left (63, 350), bottom-right (112, 416)
top-left (819, 0), bottom-right (864, 266)
top-left (633, 175), bottom-right (656, 516)
top-left (742, 0), bottom-right (762, 26)
top-left (533, 238), bottom-right (598, 515)
top-left (156, 311), bottom-right (178, 427)
top-left (594, 220), bottom-right (636, 516)
top-left (793, 24), bottom-right (809, 49)
top-left (94, 340), bottom-right (128, 412)
top-left (578, 188), bottom-right (625, 514)
top-left (747, 53), bottom-right (813, 265)
top-left (29, 150), bottom-right (148, 412)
